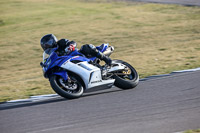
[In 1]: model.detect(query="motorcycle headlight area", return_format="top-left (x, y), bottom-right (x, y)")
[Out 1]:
top-left (45, 59), bottom-right (51, 68)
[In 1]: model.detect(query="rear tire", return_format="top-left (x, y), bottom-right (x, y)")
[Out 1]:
top-left (112, 60), bottom-right (139, 89)
top-left (50, 75), bottom-right (84, 99)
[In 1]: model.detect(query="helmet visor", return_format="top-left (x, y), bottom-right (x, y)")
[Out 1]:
top-left (42, 39), bottom-right (55, 50)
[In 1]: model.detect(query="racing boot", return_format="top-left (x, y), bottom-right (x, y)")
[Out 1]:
top-left (97, 52), bottom-right (112, 66)
top-left (81, 44), bottom-right (112, 65)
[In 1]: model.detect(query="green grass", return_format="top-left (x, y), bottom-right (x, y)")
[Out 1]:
top-left (0, 0), bottom-right (200, 102)
top-left (184, 129), bottom-right (200, 133)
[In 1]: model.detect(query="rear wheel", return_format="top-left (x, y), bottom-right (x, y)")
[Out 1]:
top-left (50, 75), bottom-right (84, 99)
top-left (112, 60), bottom-right (139, 89)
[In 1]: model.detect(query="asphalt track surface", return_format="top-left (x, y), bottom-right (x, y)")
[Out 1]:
top-left (1, 70), bottom-right (200, 133)
top-left (129, 0), bottom-right (200, 6)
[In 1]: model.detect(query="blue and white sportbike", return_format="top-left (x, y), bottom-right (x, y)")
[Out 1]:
top-left (40, 43), bottom-right (139, 99)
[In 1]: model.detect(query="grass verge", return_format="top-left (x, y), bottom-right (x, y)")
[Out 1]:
top-left (184, 129), bottom-right (200, 133)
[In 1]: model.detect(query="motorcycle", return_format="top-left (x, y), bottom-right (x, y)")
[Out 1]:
top-left (40, 43), bottom-right (139, 99)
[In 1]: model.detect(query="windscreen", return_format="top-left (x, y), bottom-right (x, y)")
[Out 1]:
top-left (43, 48), bottom-right (54, 63)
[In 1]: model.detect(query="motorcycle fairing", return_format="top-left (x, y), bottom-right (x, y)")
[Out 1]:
top-left (61, 61), bottom-right (115, 90)
top-left (43, 49), bottom-right (91, 79)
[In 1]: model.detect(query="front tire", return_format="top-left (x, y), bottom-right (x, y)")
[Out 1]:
top-left (112, 60), bottom-right (139, 89)
top-left (50, 75), bottom-right (84, 99)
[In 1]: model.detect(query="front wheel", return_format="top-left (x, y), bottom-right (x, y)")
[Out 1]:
top-left (50, 75), bottom-right (84, 99)
top-left (112, 60), bottom-right (139, 89)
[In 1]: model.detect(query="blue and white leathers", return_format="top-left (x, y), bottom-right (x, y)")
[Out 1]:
top-left (42, 43), bottom-right (115, 90)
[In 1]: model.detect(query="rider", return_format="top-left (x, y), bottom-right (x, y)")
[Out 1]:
top-left (40, 34), bottom-right (112, 65)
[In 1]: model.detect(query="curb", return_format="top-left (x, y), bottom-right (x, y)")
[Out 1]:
top-left (1, 67), bottom-right (200, 106)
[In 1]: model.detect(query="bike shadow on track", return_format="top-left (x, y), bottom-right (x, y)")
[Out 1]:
top-left (0, 87), bottom-right (123, 110)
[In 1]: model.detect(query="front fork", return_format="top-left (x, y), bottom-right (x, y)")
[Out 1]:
top-left (51, 71), bottom-right (68, 81)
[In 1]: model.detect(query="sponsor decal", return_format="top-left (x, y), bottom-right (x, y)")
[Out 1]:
top-left (91, 80), bottom-right (102, 84)
top-left (63, 60), bottom-right (69, 65)
top-left (71, 56), bottom-right (79, 59)
top-left (63, 56), bottom-right (79, 65)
